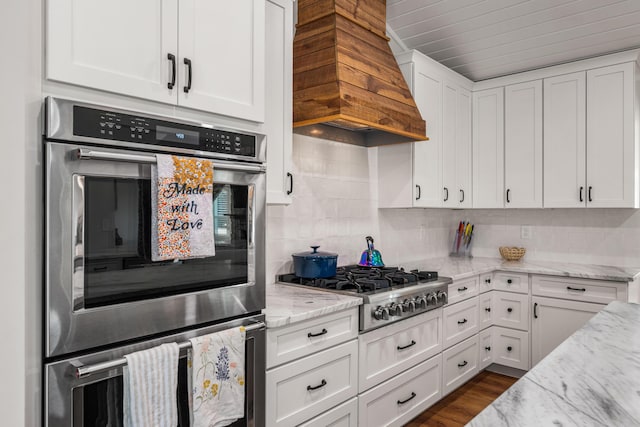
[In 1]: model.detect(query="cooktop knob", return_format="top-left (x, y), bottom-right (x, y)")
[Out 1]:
top-left (373, 306), bottom-right (385, 320)
top-left (436, 290), bottom-right (448, 304)
top-left (389, 303), bottom-right (402, 316)
top-left (415, 296), bottom-right (427, 309)
top-left (403, 298), bottom-right (416, 312)
top-left (426, 293), bottom-right (438, 305)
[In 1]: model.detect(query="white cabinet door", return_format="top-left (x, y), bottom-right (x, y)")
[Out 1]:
top-left (473, 88), bottom-right (504, 208)
top-left (492, 326), bottom-right (529, 370)
top-left (531, 296), bottom-right (604, 366)
top-left (47, 0), bottom-right (178, 103)
top-left (543, 72), bottom-right (586, 208)
top-left (478, 328), bottom-right (493, 370)
top-left (442, 83), bottom-right (472, 208)
top-left (413, 68), bottom-right (443, 207)
top-left (265, 0), bottom-right (293, 204)
top-left (442, 82), bottom-right (457, 208)
top-left (492, 291), bottom-right (530, 332)
top-left (456, 87), bottom-right (473, 208)
top-left (442, 335), bottom-right (479, 396)
top-left (178, 0), bottom-right (265, 122)
top-left (586, 62), bottom-right (638, 208)
top-left (504, 80), bottom-right (543, 208)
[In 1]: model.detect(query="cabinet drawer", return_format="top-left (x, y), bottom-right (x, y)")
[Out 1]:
top-left (267, 308), bottom-right (358, 368)
top-left (448, 276), bottom-right (479, 305)
top-left (478, 328), bottom-right (493, 370)
top-left (443, 296), bottom-right (479, 349)
top-left (266, 340), bottom-right (358, 427)
top-left (493, 272), bottom-right (528, 293)
top-left (358, 354), bottom-right (442, 427)
top-left (532, 275), bottom-right (627, 304)
top-left (442, 335), bottom-right (479, 396)
top-left (299, 397), bottom-right (358, 427)
top-left (358, 309), bottom-right (442, 392)
top-left (479, 292), bottom-right (493, 330)
top-left (479, 273), bottom-right (493, 293)
top-left (492, 326), bottom-right (529, 370)
top-left (492, 291), bottom-right (529, 331)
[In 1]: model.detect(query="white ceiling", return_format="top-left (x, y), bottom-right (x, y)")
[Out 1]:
top-left (386, 0), bottom-right (640, 81)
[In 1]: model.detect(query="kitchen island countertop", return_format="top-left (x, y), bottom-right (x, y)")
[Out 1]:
top-left (413, 256), bottom-right (640, 283)
top-left (263, 284), bottom-right (362, 328)
top-left (467, 300), bottom-right (640, 427)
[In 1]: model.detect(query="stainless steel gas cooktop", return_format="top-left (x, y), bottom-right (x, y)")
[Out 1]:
top-left (278, 265), bottom-right (452, 332)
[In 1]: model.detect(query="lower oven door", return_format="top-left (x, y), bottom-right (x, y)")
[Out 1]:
top-left (45, 141), bottom-right (266, 357)
top-left (45, 315), bottom-right (265, 427)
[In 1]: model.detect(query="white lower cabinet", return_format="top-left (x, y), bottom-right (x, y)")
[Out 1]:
top-left (478, 328), bottom-right (493, 370)
top-left (479, 292), bottom-right (493, 329)
top-left (358, 354), bottom-right (443, 427)
top-left (491, 326), bottom-right (529, 370)
top-left (299, 397), bottom-right (358, 427)
top-left (492, 272), bottom-right (528, 293)
top-left (358, 309), bottom-right (442, 392)
top-left (443, 296), bottom-right (479, 348)
top-left (442, 335), bottom-right (479, 396)
top-left (448, 276), bottom-right (479, 305)
top-left (531, 296), bottom-right (604, 366)
top-left (266, 340), bottom-right (358, 427)
top-left (492, 291), bottom-right (529, 331)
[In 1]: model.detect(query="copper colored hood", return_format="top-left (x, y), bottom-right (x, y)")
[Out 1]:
top-left (293, 0), bottom-right (427, 146)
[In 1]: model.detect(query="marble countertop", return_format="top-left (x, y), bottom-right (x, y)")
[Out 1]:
top-left (405, 257), bottom-right (640, 282)
top-left (263, 284), bottom-right (362, 328)
top-left (467, 301), bottom-right (640, 427)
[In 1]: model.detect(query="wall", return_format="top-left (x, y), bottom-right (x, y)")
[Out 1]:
top-left (266, 135), bottom-right (457, 283)
top-left (463, 209), bottom-right (640, 267)
top-left (0, 0), bottom-right (42, 425)
top-left (266, 135), bottom-right (640, 283)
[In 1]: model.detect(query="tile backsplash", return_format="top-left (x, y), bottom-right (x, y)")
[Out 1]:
top-left (266, 135), bottom-right (640, 285)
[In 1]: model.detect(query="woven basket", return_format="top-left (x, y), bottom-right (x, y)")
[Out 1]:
top-left (499, 246), bottom-right (526, 261)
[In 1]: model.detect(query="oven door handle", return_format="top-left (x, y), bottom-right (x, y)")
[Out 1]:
top-left (75, 148), bottom-right (266, 173)
top-left (73, 321), bottom-right (266, 379)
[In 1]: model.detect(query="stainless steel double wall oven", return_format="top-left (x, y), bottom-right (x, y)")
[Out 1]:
top-left (44, 97), bottom-right (266, 426)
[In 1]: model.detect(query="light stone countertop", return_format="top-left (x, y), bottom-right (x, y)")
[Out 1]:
top-left (263, 284), bottom-right (362, 328)
top-left (264, 257), bottom-right (640, 329)
top-left (467, 301), bottom-right (640, 427)
top-left (407, 256), bottom-right (640, 283)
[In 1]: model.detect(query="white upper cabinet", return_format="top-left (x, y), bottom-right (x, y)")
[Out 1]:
top-left (413, 66), bottom-right (443, 208)
top-left (378, 51), bottom-right (472, 209)
top-left (47, 0), bottom-right (266, 122)
top-left (47, 0), bottom-right (179, 104)
top-left (504, 80), bottom-right (543, 208)
top-left (586, 62), bottom-right (639, 208)
top-left (265, 0), bottom-right (294, 204)
top-left (543, 72), bottom-right (587, 208)
top-left (178, 0), bottom-right (265, 122)
top-left (442, 82), bottom-right (472, 208)
top-left (472, 88), bottom-right (504, 208)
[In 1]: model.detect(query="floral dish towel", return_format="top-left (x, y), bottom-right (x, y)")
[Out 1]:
top-left (151, 154), bottom-right (215, 261)
top-left (188, 327), bottom-right (246, 427)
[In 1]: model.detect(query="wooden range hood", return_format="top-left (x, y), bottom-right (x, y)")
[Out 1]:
top-left (293, 0), bottom-right (427, 146)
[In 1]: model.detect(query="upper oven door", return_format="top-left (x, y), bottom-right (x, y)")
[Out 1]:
top-left (45, 142), bottom-right (266, 358)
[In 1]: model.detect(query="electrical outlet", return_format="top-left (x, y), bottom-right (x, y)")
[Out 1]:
top-left (521, 225), bottom-right (532, 240)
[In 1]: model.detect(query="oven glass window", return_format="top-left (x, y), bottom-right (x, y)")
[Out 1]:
top-left (83, 178), bottom-right (249, 308)
top-left (79, 358), bottom-right (245, 426)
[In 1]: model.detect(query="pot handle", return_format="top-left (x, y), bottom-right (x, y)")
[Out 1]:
top-left (366, 236), bottom-right (374, 250)
top-left (310, 245), bottom-right (320, 253)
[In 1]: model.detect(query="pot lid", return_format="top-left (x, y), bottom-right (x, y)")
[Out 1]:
top-left (292, 246), bottom-right (338, 259)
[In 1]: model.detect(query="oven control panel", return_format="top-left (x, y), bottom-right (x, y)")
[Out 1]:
top-left (71, 105), bottom-right (256, 158)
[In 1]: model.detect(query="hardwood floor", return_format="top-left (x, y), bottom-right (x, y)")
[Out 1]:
top-left (405, 371), bottom-right (518, 427)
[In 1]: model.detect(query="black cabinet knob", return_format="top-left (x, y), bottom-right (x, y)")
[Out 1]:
top-left (507, 346), bottom-right (513, 352)
top-left (485, 346), bottom-right (491, 351)
top-left (507, 307), bottom-right (513, 313)
top-left (507, 279), bottom-right (513, 284)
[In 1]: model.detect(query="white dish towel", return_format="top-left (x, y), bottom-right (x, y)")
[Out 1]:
top-left (188, 327), bottom-right (246, 427)
top-left (123, 342), bottom-right (180, 427)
